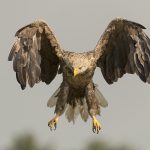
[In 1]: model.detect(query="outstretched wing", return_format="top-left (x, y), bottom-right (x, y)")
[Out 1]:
top-left (95, 18), bottom-right (150, 84)
top-left (8, 20), bottom-right (63, 89)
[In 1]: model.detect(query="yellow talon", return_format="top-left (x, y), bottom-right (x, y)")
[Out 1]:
top-left (48, 116), bottom-right (59, 131)
top-left (92, 116), bottom-right (102, 134)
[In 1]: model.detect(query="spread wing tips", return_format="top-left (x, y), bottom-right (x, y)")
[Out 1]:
top-left (9, 29), bottom-right (42, 89)
top-left (131, 21), bottom-right (146, 29)
top-left (15, 20), bottom-right (47, 37)
top-left (112, 17), bottom-right (146, 29)
top-left (131, 30), bottom-right (150, 83)
top-left (8, 38), bottom-right (20, 61)
top-left (9, 20), bottom-right (61, 89)
top-left (96, 18), bottom-right (150, 84)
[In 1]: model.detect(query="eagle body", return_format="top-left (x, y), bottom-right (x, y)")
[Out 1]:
top-left (62, 51), bottom-right (96, 88)
top-left (51, 51), bottom-right (101, 121)
top-left (8, 18), bottom-right (150, 133)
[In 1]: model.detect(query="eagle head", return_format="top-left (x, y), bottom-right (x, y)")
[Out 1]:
top-left (63, 53), bottom-right (93, 77)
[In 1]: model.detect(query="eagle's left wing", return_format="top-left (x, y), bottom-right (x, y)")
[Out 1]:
top-left (8, 20), bottom-right (63, 89)
top-left (95, 18), bottom-right (150, 84)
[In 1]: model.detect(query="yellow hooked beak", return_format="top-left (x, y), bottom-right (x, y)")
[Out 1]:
top-left (73, 68), bottom-right (79, 77)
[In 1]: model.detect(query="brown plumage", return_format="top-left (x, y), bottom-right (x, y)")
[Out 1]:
top-left (8, 18), bottom-right (150, 133)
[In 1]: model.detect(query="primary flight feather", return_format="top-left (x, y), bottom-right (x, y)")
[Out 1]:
top-left (8, 18), bottom-right (150, 133)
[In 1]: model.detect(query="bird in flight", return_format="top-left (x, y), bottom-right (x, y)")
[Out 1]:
top-left (8, 18), bottom-right (150, 134)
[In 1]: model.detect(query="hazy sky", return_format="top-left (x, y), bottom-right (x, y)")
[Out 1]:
top-left (0, 0), bottom-right (150, 150)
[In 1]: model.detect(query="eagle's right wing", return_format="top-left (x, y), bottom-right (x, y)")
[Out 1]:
top-left (95, 18), bottom-right (150, 84)
top-left (8, 20), bottom-right (63, 89)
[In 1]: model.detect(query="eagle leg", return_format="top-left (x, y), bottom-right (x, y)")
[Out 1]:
top-left (48, 114), bottom-right (59, 130)
top-left (92, 116), bottom-right (102, 134)
top-left (85, 81), bottom-right (101, 133)
top-left (48, 81), bottom-right (69, 131)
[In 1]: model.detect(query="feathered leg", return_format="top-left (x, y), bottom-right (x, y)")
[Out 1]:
top-left (85, 81), bottom-right (102, 134)
top-left (48, 81), bottom-right (69, 130)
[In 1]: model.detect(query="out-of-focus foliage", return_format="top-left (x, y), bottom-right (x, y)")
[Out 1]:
top-left (84, 141), bottom-right (134, 150)
top-left (5, 134), bottom-right (52, 150)
top-left (4, 133), bottom-right (134, 150)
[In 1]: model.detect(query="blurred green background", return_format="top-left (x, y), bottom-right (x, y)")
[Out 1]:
top-left (4, 133), bottom-right (134, 150)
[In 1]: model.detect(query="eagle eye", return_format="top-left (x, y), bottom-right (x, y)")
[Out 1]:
top-left (67, 67), bottom-right (73, 74)
top-left (79, 66), bottom-right (82, 70)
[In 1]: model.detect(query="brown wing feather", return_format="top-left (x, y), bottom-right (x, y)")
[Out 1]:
top-left (95, 18), bottom-right (150, 84)
top-left (8, 20), bottom-right (63, 89)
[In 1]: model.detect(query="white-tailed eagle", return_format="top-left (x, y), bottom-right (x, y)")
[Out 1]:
top-left (8, 18), bottom-right (150, 133)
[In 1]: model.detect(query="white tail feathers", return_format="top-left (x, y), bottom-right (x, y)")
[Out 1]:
top-left (79, 99), bottom-right (89, 122)
top-left (65, 99), bottom-right (89, 123)
top-left (47, 87), bottom-right (60, 107)
top-left (65, 104), bottom-right (80, 123)
top-left (47, 86), bottom-right (108, 123)
top-left (65, 105), bottom-right (75, 122)
top-left (95, 87), bottom-right (108, 107)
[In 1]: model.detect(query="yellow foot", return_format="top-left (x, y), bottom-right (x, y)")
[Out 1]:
top-left (92, 116), bottom-right (102, 134)
top-left (48, 116), bottom-right (59, 131)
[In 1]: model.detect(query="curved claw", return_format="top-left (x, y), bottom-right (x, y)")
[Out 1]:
top-left (92, 116), bottom-right (102, 134)
top-left (48, 116), bottom-right (59, 131)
